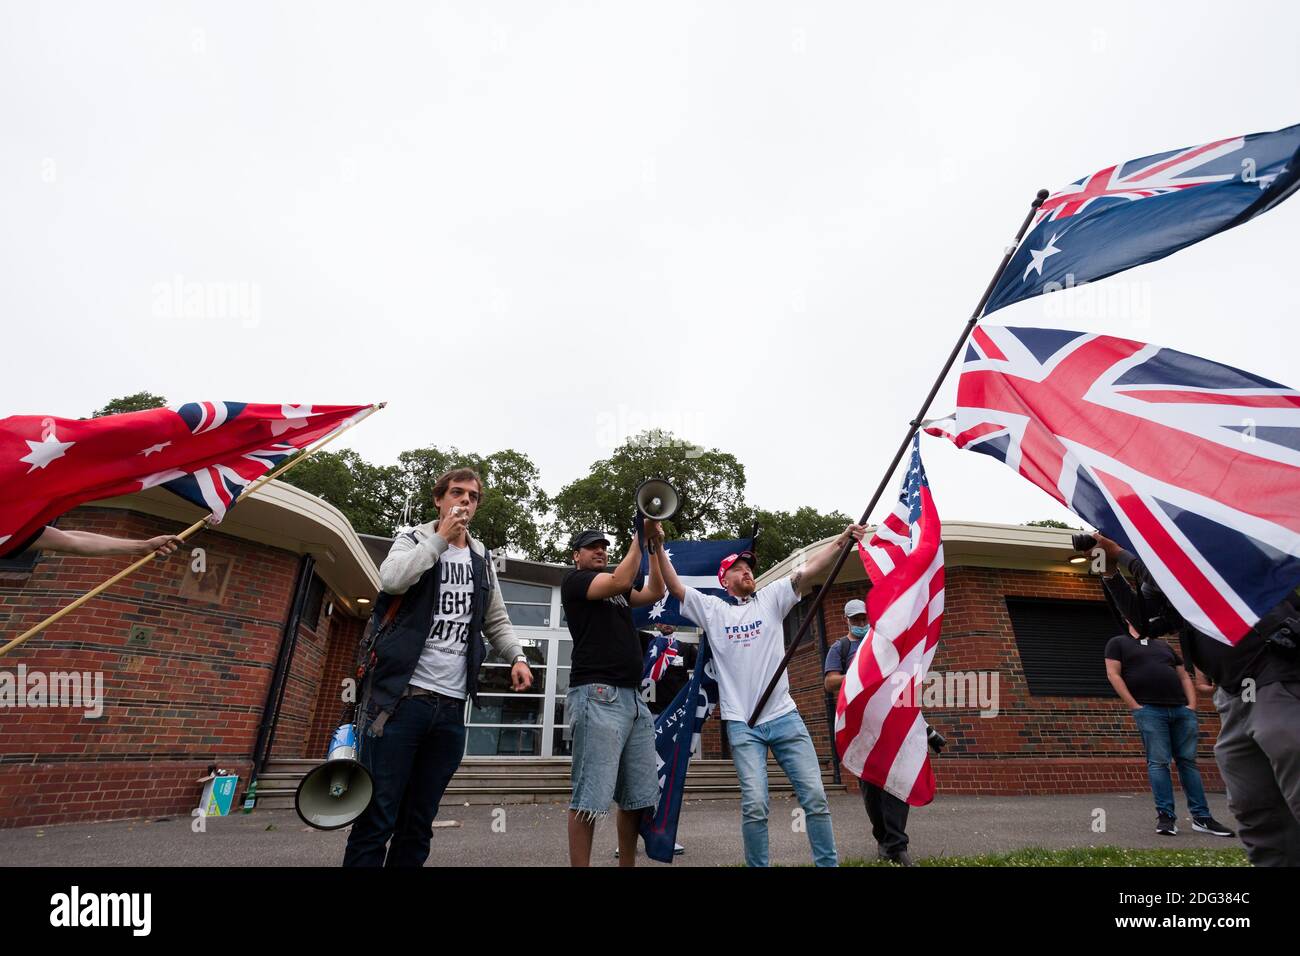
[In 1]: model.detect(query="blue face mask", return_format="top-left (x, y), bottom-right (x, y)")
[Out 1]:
top-left (849, 625), bottom-right (869, 638)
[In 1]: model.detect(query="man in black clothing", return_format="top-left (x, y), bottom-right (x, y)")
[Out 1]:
top-left (561, 524), bottom-right (665, 867)
top-left (638, 623), bottom-right (696, 716)
top-left (1104, 623), bottom-right (1231, 837)
top-left (1094, 531), bottom-right (1300, 864)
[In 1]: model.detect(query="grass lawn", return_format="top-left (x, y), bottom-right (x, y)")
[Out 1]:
top-left (841, 846), bottom-right (1250, 867)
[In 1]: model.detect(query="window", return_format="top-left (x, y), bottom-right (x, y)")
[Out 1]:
top-left (501, 579), bottom-right (551, 627)
top-left (1004, 597), bottom-right (1122, 697)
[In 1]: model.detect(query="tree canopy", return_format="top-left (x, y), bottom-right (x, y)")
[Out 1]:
top-left (91, 392), bottom-right (167, 417)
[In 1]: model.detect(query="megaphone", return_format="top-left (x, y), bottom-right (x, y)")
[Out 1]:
top-left (636, 478), bottom-right (679, 522)
top-left (295, 722), bottom-right (375, 830)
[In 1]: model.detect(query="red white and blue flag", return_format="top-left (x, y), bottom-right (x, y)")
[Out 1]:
top-left (925, 325), bottom-right (1300, 646)
top-left (835, 435), bottom-right (944, 807)
top-left (0, 402), bottom-right (374, 557)
top-left (984, 122), bottom-right (1300, 315)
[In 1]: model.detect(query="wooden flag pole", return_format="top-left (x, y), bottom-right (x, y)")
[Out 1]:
top-left (0, 402), bottom-right (387, 657)
top-left (745, 190), bottom-right (1049, 727)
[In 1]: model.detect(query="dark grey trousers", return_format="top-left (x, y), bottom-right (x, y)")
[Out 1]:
top-left (862, 781), bottom-right (910, 856)
top-left (1213, 682), bottom-right (1300, 866)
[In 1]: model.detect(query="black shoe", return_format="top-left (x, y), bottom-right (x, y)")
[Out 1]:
top-left (1191, 816), bottom-right (1235, 837)
top-left (878, 848), bottom-right (914, 866)
top-left (926, 728), bottom-right (947, 754)
top-left (1156, 813), bottom-right (1179, 836)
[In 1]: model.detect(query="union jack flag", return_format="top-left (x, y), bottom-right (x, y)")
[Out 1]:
top-left (985, 122), bottom-right (1300, 315)
top-left (925, 325), bottom-right (1300, 646)
top-left (0, 402), bottom-right (374, 556)
top-left (835, 436), bottom-right (944, 807)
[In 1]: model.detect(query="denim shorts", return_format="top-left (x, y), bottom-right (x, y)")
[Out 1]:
top-left (567, 682), bottom-right (658, 817)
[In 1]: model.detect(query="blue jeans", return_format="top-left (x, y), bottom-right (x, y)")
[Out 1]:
top-left (567, 682), bottom-right (658, 817)
top-left (1131, 705), bottom-right (1210, 819)
top-left (342, 692), bottom-right (466, 867)
top-left (725, 711), bottom-right (838, 867)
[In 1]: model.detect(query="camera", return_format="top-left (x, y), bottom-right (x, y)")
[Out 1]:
top-left (1071, 532), bottom-right (1098, 553)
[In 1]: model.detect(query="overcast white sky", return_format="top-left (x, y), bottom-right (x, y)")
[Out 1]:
top-left (3, 1), bottom-right (1298, 532)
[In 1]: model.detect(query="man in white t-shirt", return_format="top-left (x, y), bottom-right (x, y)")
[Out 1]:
top-left (653, 523), bottom-right (865, 867)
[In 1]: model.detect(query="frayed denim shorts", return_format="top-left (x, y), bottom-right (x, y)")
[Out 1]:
top-left (567, 682), bottom-right (658, 818)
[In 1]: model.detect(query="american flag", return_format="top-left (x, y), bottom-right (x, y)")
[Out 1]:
top-left (834, 435), bottom-right (944, 807)
top-left (0, 402), bottom-right (374, 556)
top-left (984, 122), bottom-right (1300, 315)
top-left (925, 325), bottom-right (1300, 646)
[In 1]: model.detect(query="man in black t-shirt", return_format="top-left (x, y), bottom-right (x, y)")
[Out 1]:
top-left (1104, 625), bottom-right (1232, 837)
top-left (561, 524), bottom-right (665, 867)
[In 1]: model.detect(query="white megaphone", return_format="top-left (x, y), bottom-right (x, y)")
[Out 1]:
top-left (635, 478), bottom-right (680, 522)
top-left (295, 723), bottom-right (375, 830)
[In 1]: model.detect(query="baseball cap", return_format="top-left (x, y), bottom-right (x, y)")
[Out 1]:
top-left (570, 529), bottom-right (611, 550)
top-left (844, 599), bottom-right (867, 619)
top-left (717, 550), bottom-right (757, 586)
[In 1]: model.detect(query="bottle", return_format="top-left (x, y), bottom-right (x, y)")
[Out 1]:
top-left (241, 778), bottom-right (258, 813)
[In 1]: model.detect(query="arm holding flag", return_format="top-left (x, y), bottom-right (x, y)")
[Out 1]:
top-left (790, 524), bottom-right (867, 597)
top-left (31, 526), bottom-right (184, 559)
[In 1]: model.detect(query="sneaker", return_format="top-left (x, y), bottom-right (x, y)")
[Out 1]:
top-left (886, 850), bottom-right (915, 867)
top-left (1191, 816), bottom-right (1235, 837)
top-left (1156, 813), bottom-right (1179, 836)
top-left (673, 842), bottom-right (685, 855)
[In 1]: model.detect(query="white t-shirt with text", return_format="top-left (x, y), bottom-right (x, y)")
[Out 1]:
top-left (409, 545), bottom-right (474, 699)
top-left (679, 577), bottom-right (801, 724)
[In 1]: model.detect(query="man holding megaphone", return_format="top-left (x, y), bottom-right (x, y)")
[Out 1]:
top-left (342, 466), bottom-right (533, 867)
top-left (561, 503), bottom-right (667, 867)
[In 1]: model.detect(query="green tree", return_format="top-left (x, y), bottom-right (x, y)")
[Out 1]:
top-left (734, 504), bottom-right (855, 570)
top-left (1024, 519), bottom-right (1077, 529)
top-left (282, 445), bottom-right (549, 556)
top-left (544, 429), bottom-right (747, 561)
top-left (278, 449), bottom-right (402, 535)
top-left (91, 392), bottom-right (167, 417)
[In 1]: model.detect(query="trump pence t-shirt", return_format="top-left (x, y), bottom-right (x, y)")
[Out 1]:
top-left (679, 577), bottom-right (800, 724)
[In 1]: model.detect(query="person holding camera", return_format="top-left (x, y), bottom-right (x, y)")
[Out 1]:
top-left (1089, 531), bottom-right (1300, 865)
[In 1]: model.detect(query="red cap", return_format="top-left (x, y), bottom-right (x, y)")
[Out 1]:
top-left (718, 550), bottom-right (757, 587)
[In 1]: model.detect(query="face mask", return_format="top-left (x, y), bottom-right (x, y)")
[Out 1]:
top-left (849, 625), bottom-right (869, 638)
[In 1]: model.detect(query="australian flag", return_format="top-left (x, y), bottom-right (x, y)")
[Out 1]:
top-left (0, 402), bottom-right (373, 557)
top-left (985, 122), bottom-right (1300, 315)
top-left (632, 536), bottom-right (754, 628)
top-left (640, 636), bottom-right (718, 863)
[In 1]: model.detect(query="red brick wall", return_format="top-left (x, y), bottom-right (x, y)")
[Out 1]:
top-left (304, 614), bottom-right (366, 758)
top-left (783, 566), bottom-right (1225, 795)
top-left (0, 507), bottom-right (304, 828)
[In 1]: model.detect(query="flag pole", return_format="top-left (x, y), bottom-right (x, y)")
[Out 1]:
top-left (0, 403), bottom-right (387, 657)
top-left (745, 189), bottom-right (1049, 727)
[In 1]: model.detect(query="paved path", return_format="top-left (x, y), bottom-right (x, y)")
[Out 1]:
top-left (0, 791), bottom-right (1241, 866)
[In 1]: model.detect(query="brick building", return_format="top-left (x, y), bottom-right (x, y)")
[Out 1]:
top-left (1, 503), bottom-right (1220, 829)
top-left (751, 522), bottom-right (1223, 796)
top-left (0, 482), bottom-right (378, 828)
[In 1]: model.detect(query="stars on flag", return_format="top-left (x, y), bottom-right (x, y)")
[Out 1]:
top-left (1023, 233), bottom-right (1062, 280)
top-left (20, 431), bottom-right (75, 473)
top-left (139, 441), bottom-right (171, 457)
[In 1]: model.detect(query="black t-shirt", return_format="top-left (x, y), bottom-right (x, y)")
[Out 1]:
top-left (1183, 628), bottom-right (1300, 696)
top-left (1104, 634), bottom-right (1186, 706)
top-left (562, 568), bottom-right (643, 689)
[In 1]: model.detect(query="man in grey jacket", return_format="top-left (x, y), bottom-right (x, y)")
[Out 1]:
top-left (342, 467), bottom-right (532, 867)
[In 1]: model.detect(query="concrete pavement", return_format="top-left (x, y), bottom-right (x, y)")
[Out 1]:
top-left (0, 790), bottom-right (1242, 866)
